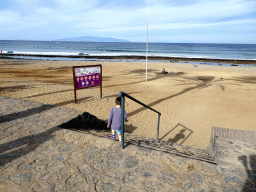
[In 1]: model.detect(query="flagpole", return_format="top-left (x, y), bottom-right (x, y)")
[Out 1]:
top-left (146, 0), bottom-right (149, 82)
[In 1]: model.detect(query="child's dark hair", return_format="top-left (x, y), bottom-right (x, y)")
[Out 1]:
top-left (115, 96), bottom-right (121, 105)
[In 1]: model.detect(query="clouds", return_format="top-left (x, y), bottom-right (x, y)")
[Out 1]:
top-left (0, 0), bottom-right (256, 43)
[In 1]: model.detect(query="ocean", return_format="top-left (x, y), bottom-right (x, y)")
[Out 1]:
top-left (0, 40), bottom-right (255, 66)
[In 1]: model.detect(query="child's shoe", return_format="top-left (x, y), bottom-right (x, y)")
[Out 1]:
top-left (111, 134), bottom-right (116, 139)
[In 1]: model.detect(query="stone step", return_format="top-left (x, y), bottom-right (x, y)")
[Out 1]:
top-left (211, 126), bottom-right (256, 145)
top-left (207, 126), bottom-right (256, 161)
top-left (206, 126), bottom-right (256, 188)
top-left (58, 107), bottom-right (215, 164)
top-left (64, 127), bottom-right (215, 164)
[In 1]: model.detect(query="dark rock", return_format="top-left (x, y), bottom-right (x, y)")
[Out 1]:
top-left (10, 172), bottom-right (33, 186)
top-left (35, 157), bottom-right (52, 164)
top-left (186, 172), bottom-right (204, 184)
top-left (18, 163), bottom-right (32, 171)
top-left (96, 182), bottom-right (117, 192)
top-left (109, 161), bottom-right (121, 171)
top-left (123, 156), bottom-right (139, 168)
top-left (183, 181), bottom-right (205, 192)
top-left (232, 167), bottom-right (247, 178)
top-left (33, 183), bottom-right (62, 192)
top-left (170, 188), bottom-right (184, 192)
top-left (59, 145), bottom-right (75, 153)
top-left (159, 172), bottom-right (178, 184)
top-left (78, 164), bottom-right (94, 174)
top-left (60, 112), bottom-right (108, 130)
top-left (145, 161), bottom-right (160, 171)
top-left (107, 153), bottom-right (125, 161)
top-left (71, 150), bottom-right (87, 156)
top-left (121, 171), bottom-right (138, 184)
top-left (120, 186), bottom-right (146, 192)
top-left (52, 154), bottom-right (68, 161)
top-left (222, 187), bottom-right (239, 192)
top-left (104, 172), bottom-right (119, 181)
top-left (65, 173), bottom-right (86, 188)
top-left (223, 175), bottom-right (251, 187)
top-left (136, 168), bottom-right (152, 178)
top-left (142, 181), bottom-right (165, 192)
top-left (40, 172), bottom-right (56, 182)
top-left (91, 159), bottom-right (109, 171)
top-left (84, 154), bottom-right (99, 162)
top-left (86, 172), bottom-right (101, 183)
top-left (205, 176), bottom-right (220, 187)
top-left (44, 146), bottom-right (56, 155)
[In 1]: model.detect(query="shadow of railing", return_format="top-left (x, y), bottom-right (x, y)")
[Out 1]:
top-left (124, 136), bottom-right (215, 164)
top-left (59, 119), bottom-right (214, 164)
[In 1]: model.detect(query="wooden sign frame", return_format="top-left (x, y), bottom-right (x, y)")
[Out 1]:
top-left (72, 64), bottom-right (102, 103)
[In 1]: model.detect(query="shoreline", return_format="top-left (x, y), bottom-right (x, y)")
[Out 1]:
top-left (1, 54), bottom-right (256, 65)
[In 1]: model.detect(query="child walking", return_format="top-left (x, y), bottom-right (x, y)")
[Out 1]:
top-left (107, 96), bottom-right (127, 142)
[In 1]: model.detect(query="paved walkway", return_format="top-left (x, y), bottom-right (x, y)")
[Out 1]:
top-left (0, 96), bottom-right (255, 192)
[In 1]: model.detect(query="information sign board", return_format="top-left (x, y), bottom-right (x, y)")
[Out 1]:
top-left (72, 65), bottom-right (102, 103)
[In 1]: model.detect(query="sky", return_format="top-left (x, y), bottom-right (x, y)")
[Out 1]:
top-left (0, 0), bottom-right (256, 43)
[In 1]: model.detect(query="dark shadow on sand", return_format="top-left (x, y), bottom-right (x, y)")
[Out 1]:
top-left (0, 85), bottom-right (36, 94)
top-left (160, 123), bottom-right (193, 145)
top-left (104, 69), bottom-right (186, 88)
top-left (127, 75), bottom-right (216, 117)
top-left (23, 88), bottom-right (73, 99)
top-left (0, 104), bottom-right (55, 124)
top-left (0, 127), bottom-right (59, 167)
top-left (228, 76), bottom-right (256, 85)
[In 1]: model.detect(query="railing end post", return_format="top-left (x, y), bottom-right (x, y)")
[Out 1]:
top-left (119, 91), bottom-right (124, 97)
top-left (120, 93), bottom-right (125, 150)
top-left (157, 113), bottom-right (160, 140)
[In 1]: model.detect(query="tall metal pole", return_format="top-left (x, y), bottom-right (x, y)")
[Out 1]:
top-left (145, 0), bottom-right (149, 82)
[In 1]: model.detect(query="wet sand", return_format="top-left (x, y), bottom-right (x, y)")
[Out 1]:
top-left (1, 58), bottom-right (256, 149)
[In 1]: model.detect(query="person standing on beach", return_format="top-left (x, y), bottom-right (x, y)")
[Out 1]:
top-left (107, 96), bottom-right (128, 142)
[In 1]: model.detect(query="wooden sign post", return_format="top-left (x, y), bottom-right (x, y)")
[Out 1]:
top-left (72, 64), bottom-right (102, 103)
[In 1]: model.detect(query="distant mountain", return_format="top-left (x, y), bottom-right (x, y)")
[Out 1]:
top-left (57, 36), bottom-right (130, 42)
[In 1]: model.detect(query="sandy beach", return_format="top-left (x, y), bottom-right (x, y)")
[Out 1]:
top-left (1, 58), bottom-right (255, 150)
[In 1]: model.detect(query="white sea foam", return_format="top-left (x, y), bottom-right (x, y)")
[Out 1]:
top-left (2, 50), bottom-right (256, 61)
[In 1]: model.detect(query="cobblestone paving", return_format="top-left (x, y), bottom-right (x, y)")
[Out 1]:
top-left (1, 96), bottom-right (255, 192)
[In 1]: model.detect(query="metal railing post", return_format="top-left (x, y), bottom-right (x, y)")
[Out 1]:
top-left (157, 113), bottom-right (160, 139)
top-left (119, 91), bottom-right (161, 149)
top-left (120, 94), bottom-right (125, 150)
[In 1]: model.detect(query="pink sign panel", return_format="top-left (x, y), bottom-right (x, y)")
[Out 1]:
top-left (74, 66), bottom-right (101, 89)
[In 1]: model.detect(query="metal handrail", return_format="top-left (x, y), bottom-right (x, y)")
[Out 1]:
top-left (119, 91), bottom-right (161, 149)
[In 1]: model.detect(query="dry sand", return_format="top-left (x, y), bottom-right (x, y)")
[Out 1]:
top-left (1, 59), bottom-right (256, 150)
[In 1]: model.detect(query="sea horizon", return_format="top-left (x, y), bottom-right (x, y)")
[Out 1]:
top-left (1, 40), bottom-right (256, 64)
top-left (2, 39), bottom-right (256, 44)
